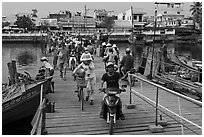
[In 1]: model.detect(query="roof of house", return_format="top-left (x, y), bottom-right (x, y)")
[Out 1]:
top-left (113, 20), bottom-right (132, 28)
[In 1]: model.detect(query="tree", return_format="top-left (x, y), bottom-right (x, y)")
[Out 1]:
top-left (190, 2), bottom-right (202, 30)
top-left (2, 21), bottom-right (10, 28)
top-left (96, 16), bottom-right (115, 32)
top-left (15, 15), bottom-right (35, 31)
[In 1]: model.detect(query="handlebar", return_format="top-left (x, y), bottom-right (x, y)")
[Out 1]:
top-left (121, 68), bottom-right (137, 80)
top-left (99, 87), bottom-right (126, 94)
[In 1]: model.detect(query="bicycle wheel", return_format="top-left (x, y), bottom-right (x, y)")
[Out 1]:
top-left (80, 87), bottom-right (84, 110)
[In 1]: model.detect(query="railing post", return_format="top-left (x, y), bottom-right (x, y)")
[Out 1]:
top-left (149, 86), bottom-right (163, 133)
top-left (41, 105), bottom-right (47, 135)
top-left (128, 74), bottom-right (132, 104)
top-left (126, 73), bottom-right (136, 109)
top-left (155, 87), bottom-right (159, 126)
top-left (178, 97), bottom-right (184, 135)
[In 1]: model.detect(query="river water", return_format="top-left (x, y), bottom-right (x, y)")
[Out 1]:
top-left (2, 43), bottom-right (46, 84)
top-left (2, 41), bottom-right (201, 134)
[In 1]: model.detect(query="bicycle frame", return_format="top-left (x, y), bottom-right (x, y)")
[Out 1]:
top-left (76, 77), bottom-right (86, 111)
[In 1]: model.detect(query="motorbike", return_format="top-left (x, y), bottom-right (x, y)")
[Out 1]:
top-left (99, 87), bottom-right (126, 135)
top-left (69, 54), bottom-right (77, 71)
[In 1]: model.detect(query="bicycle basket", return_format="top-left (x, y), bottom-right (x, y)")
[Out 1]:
top-left (76, 77), bottom-right (87, 87)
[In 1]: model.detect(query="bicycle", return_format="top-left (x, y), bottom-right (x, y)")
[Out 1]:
top-left (76, 76), bottom-right (87, 110)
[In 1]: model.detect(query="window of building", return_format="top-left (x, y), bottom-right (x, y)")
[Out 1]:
top-left (164, 11), bottom-right (167, 14)
top-left (167, 4), bottom-right (170, 8)
top-left (133, 15), bottom-right (137, 20)
top-left (177, 12), bottom-right (180, 14)
top-left (139, 15), bottom-right (142, 22)
top-left (171, 4), bottom-right (174, 8)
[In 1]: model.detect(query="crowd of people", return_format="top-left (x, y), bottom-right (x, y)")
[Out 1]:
top-left (39, 31), bottom-right (136, 120)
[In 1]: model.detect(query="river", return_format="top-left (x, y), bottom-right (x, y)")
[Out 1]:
top-left (2, 41), bottom-right (201, 135)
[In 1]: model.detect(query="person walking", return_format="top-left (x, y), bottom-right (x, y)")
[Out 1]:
top-left (58, 46), bottom-right (66, 78)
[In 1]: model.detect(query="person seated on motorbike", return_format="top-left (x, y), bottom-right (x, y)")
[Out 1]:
top-left (103, 48), bottom-right (117, 68)
top-left (112, 44), bottom-right (120, 65)
top-left (75, 42), bottom-right (84, 64)
top-left (68, 49), bottom-right (77, 69)
top-left (80, 47), bottom-right (94, 61)
top-left (40, 57), bottom-right (54, 76)
top-left (119, 48), bottom-right (134, 77)
top-left (100, 62), bottom-right (125, 120)
top-left (73, 54), bottom-right (96, 105)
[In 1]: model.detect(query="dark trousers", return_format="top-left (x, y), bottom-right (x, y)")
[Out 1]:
top-left (49, 69), bottom-right (54, 76)
top-left (59, 63), bottom-right (64, 76)
top-left (53, 56), bottom-right (58, 68)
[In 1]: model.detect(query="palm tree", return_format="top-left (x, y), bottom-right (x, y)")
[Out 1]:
top-left (190, 2), bottom-right (202, 30)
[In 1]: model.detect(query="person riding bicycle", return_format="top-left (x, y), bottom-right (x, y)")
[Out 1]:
top-left (73, 54), bottom-right (96, 105)
top-left (119, 48), bottom-right (134, 77)
top-left (100, 62), bottom-right (125, 120)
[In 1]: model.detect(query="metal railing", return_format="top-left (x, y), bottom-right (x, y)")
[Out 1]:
top-left (2, 32), bottom-right (48, 37)
top-left (127, 73), bottom-right (202, 134)
top-left (30, 85), bottom-right (47, 135)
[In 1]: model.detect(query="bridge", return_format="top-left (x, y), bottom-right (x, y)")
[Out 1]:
top-left (31, 55), bottom-right (202, 135)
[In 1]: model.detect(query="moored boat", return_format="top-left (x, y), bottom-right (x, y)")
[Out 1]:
top-left (2, 76), bottom-right (53, 126)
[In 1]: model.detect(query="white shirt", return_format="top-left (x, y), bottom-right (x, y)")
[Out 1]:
top-left (43, 61), bottom-right (54, 70)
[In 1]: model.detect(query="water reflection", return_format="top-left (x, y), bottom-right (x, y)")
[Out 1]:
top-left (17, 51), bottom-right (35, 66)
top-left (2, 43), bottom-right (44, 83)
top-left (175, 43), bottom-right (202, 61)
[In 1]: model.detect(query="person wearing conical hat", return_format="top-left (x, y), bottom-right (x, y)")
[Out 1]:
top-left (73, 53), bottom-right (96, 105)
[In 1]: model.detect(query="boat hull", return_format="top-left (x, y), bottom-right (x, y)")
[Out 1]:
top-left (2, 76), bottom-right (52, 126)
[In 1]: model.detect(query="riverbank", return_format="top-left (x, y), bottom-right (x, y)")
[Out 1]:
top-left (2, 33), bottom-right (48, 42)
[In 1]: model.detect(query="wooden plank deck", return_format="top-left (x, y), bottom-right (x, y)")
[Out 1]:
top-left (45, 56), bottom-right (202, 135)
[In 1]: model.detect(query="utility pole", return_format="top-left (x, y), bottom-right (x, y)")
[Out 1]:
top-left (72, 12), bottom-right (75, 32)
top-left (84, 5), bottom-right (87, 31)
top-left (148, 3), bottom-right (157, 80)
top-left (131, 6), bottom-right (135, 57)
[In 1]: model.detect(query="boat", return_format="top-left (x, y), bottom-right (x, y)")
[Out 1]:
top-left (2, 76), bottom-right (53, 126)
top-left (152, 49), bottom-right (202, 101)
top-left (176, 54), bottom-right (201, 71)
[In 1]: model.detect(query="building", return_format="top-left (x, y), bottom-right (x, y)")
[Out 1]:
top-left (48, 10), bottom-right (72, 21)
top-left (113, 7), bottom-right (147, 32)
top-left (59, 16), bottom-right (96, 31)
top-left (42, 10), bottom-right (96, 31)
top-left (93, 9), bottom-right (109, 24)
top-left (155, 2), bottom-right (185, 27)
top-left (40, 18), bottom-right (58, 30)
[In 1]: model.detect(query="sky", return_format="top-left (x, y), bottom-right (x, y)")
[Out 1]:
top-left (2, 1), bottom-right (194, 19)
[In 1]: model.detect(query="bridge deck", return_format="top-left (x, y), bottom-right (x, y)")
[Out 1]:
top-left (45, 56), bottom-right (202, 135)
